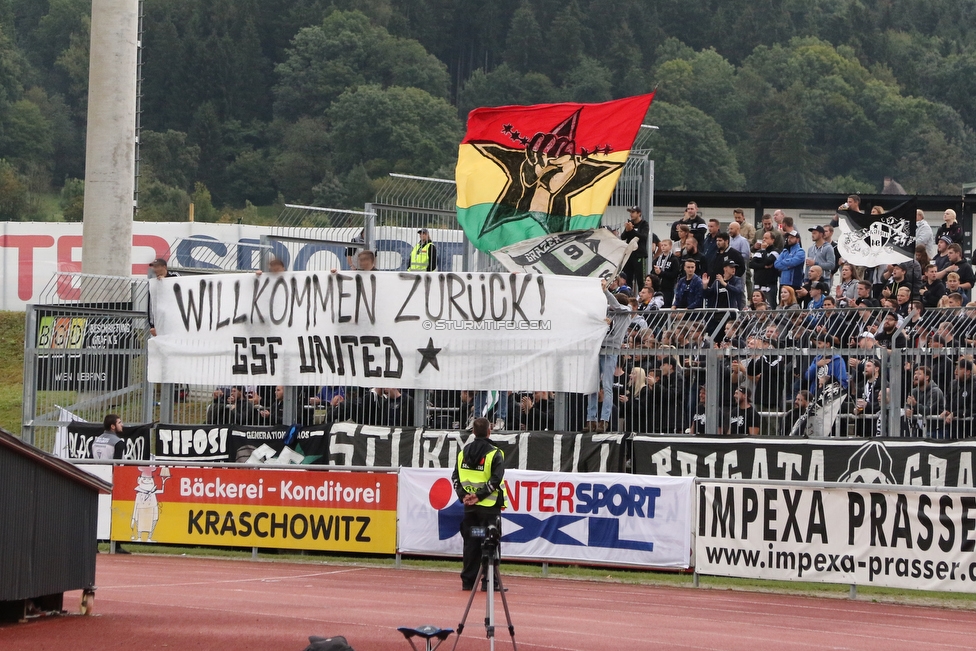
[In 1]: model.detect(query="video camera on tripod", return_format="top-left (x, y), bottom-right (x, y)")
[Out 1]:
top-left (469, 523), bottom-right (501, 555)
top-left (453, 520), bottom-right (516, 651)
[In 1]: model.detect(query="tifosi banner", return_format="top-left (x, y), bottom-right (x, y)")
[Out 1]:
top-left (154, 424), bottom-right (232, 461)
top-left (147, 271), bottom-right (605, 392)
top-left (633, 436), bottom-right (976, 487)
top-left (110, 466), bottom-right (397, 553)
top-left (696, 481), bottom-right (976, 592)
top-left (154, 424), bottom-right (330, 463)
top-left (397, 468), bottom-right (692, 568)
top-left (329, 423), bottom-right (623, 473)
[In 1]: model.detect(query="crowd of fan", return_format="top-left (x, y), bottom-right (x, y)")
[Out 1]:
top-left (200, 197), bottom-right (973, 439)
top-left (597, 197), bottom-right (976, 439)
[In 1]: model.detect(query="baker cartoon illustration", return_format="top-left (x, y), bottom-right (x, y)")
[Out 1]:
top-left (131, 466), bottom-right (170, 542)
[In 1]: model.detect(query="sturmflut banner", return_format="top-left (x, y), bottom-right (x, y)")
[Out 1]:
top-left (398, 468), bottom-right (693, 568)
top-left (110, 466), bottom-right (398, 553)
top-left (328, 423), bottom-right (623, 473)
top-left (148, 270), bottom-right (606, 392)
top-left (696, 481), bottom-right (976, 592)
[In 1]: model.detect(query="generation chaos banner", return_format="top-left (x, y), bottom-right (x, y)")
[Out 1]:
top-left (147, 270), bottom-right (605, 392)
top-left (110, 466), bottom-right (397, 553)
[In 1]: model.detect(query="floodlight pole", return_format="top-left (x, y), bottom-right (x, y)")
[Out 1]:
top-left (82, 0), bottom-right (139, 288)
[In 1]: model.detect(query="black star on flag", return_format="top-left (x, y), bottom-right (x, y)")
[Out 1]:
top-left (473, 109), bottom-right (624, 237)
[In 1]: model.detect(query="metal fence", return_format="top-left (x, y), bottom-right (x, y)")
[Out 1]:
top-left (22, 274), bottom-right (153, 451)
top-left (25, 271), bottom-right (976, 451)
top-left (150, 305), bottom-right (976, 442)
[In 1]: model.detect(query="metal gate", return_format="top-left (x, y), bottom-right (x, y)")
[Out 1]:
top-left (21, 273), bottom-right (152, 453)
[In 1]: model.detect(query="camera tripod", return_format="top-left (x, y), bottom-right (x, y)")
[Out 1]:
top-left (452, 538), bottom-right (517, 651)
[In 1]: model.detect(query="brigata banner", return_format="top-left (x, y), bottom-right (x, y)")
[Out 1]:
top-left (397, 468), bottom-right (692, 568)
top-left (147, 270), bottom-right (605, 392)
top-left (110, 466), bottom-right (397, 553)
top-left (633, 436), bottom-right (976, 487)
top-left (328, 423), bottom-right (622, 473)
top-left (696, 481), bottom-right (976, 592)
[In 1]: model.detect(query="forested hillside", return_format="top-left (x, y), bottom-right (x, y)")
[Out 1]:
top-left (1, 0), bottom-right (975, 221)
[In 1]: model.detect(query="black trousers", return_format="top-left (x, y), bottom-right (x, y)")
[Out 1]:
top-left (623, 255), bottom-right (646, 291)
top-left (460, 508), bottom-right (501, 588)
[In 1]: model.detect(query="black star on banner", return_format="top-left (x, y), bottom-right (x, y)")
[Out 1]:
top-left (417, 337), bottom-right (442, 374)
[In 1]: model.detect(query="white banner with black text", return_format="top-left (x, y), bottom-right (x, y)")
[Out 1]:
top-left (696, 481), bottom-right (976, 592)
top-left (397, 468), bottom-right (693, 568)
top-left (147, 270), bottom-right (605, 392)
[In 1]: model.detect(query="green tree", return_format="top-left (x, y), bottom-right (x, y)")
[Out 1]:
top-left (188, 102), bottom-right (227, 203)
top-left (457, 65), bottom-right (560, 117)
top-left (224, 149), bottom-right (277, 206)
top-left (743, 87), bottom-right (820, 192)
top-left (52, 14), bottom-right (88, 113)
top-left (311, 168), bottom-right (347, 208)
top-left (543, 1), bottom-right (586, 84)
top-left (646, 101), bottom-right (744, 191)
top-left (140, 129), bottom-right (200, 191)
top-left (29, 0), bottom-right (88, 72)
top-left (326, 84), bottom-right (462, 177)
top-left (0, 159), bottom-right (28, 220)
top-left (0, 98), bottom-right (53, 169)
top-left (563, 57), bottom-right (612, 103)
top-left (502, 1), bottom-right (541, 74)
top-left (270, 117), bottom-right (332, 204)
top-left (341, 164), bottom-right (374, 209)
top-left (191, 182), bottom-right (218, 222)
top-left (59, 176), bottom-right (84, 221)
top-left (138, 180), bottom-right (191, 222)
top-left (273, 10), bottom-right (449, 120)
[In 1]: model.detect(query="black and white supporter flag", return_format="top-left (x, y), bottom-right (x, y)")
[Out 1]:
top-left (837, 198), bottom-right (917, 266)
top-left (492, 228), bottom-right (638, 279)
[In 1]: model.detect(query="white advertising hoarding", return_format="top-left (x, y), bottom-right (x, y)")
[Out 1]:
top-left (398, 468), bottom-right (693, 568)
top-left (696, 481), bottom-right (976, 592)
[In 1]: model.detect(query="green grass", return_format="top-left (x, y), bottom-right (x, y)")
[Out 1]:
top-left (0, 311), bottom-right (25, 434)
top-left (97, 543), bottom-right (976, 610)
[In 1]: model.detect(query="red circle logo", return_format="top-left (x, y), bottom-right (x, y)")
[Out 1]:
top-left (428, 477), bottom-right (454, 510)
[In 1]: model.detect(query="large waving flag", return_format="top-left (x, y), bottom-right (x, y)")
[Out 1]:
top-left (837, 198), bottom-right (917, 266)
top-left (456, 93), bottom-right (655, 253)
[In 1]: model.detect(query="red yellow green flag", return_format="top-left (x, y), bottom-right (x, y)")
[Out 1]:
top-left (456, 93), bottom-right (654, 253)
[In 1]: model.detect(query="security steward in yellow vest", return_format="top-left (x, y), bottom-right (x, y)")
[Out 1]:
top-left (451, 416), bottom-right (507, 591)
top-left (408, 228), bottom-right (437, 271)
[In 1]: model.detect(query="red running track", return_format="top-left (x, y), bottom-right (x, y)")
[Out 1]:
top-left (1, 554), bottom-right (975, 650)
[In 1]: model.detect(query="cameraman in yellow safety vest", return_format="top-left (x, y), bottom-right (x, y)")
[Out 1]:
top-left (451, 416), bottom-right (507, 591)
top-left (408, 228), bottom-right (437, 271)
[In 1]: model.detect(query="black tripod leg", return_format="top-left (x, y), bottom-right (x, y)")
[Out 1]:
top-left (494, 558), bottom-right (518, 651)
top-left (451, 562), bottom-right (485, 651)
